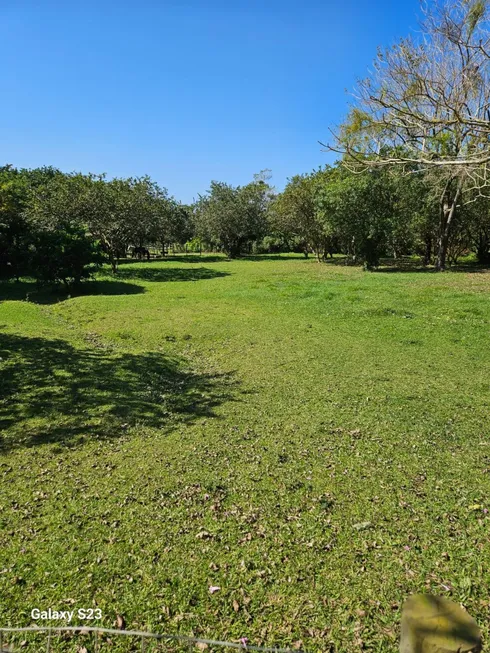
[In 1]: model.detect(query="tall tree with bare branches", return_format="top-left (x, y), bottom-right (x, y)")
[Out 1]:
top-left (326, 0), bottom-right (490, 270)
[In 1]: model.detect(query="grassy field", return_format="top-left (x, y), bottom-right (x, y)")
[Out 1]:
top-left (1, 254), bottom-right (489, 652)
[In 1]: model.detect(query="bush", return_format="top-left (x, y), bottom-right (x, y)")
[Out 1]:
top-left (29, 223), bottom-right (104, 288)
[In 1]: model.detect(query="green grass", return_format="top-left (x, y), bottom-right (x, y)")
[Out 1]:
top-left (1, 254), bottom-right (490, 652)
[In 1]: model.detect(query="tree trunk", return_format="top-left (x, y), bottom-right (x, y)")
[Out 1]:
top-left (230, 244), bottom-right (240, 258)
top-left (103, 237), bottom-right (117, 274)
top-left (475, 230), bottom-right (490, 263)
top-left (423, 234), bottom-right (432, 266)
top-left (435, 180), bottom-right (462, 271)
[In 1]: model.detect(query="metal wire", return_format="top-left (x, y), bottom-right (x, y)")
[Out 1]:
top-left (0, 626), bottom-right (302, 652)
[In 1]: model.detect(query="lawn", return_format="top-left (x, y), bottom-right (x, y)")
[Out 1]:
top-left (0, 254), bottom-right (489, 652)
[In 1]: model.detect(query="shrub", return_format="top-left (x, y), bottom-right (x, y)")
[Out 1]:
top-left (29, 222), bottom-right (104, 288)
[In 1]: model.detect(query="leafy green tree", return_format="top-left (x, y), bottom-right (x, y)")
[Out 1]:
top-left (194, 177), bottom-right (269, 258)
top-left (87, 176), bottom-right (143, 271)
top-left (270, 168), bottom-right (336, 259)
top-left (0, 165), bottom-right (61, 280)
top-left (0, 166), bottom-right (30, 280)
top-left (152, 200), bottom-right (192, 255)
top-left (25, 172), bottom-right (104, 285)
top-left (464, 195), bottom-right (490, 263)
top-left (317, 167), bottom-right (396, 268)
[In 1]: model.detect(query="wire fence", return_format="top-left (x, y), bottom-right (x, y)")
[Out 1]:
top-left (0, 626), bottom-right (304, 653)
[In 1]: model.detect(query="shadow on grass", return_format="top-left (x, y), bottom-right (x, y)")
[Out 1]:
top-left (241, 254), bottom-right (306, 262)
top-left (0, 332), bottom-right (239, 451)
top-left (0, 279), bottom-right (145, 305)
top-left (321, 256), bottom-right (490, 274)
top-left (407, 595), bottom-right (481, 650)
top-left (114, 267), bottom-right (230, 283)
top-left (0, 265), bottom-right (231, 304)
top-left (118, 255), bottom-right (227, 264)
top-left (373, 261), bottom-right (490, 273)
top-left (372, 265), bottom-right (436, 274)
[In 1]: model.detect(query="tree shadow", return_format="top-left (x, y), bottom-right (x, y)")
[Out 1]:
top-left (114, 267), bottom-right (230, 282)
top-left (371, 265), bottom-right (436, 274)
top-left (118, 255), bottom-right (226, 264)
top-left (0, 279), bottom-right (145, 305)
top-left (373, 261), bottom-right (489, 273)
top-left (0, 332), bottom-right (239, 451)
top-left (241, 254), bottom-right (305, 261)
top-left (320, 256), bottom-right (490, 273)
top-left (318, 256), bottom-right (356, 267)
top-left (445, 262), bottom-right (490, 273)
top-left (165, 255), bottom-right (227, 264)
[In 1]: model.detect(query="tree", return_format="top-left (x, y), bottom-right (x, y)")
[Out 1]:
top-left (25, 173), bottom-right (104, 287)
top-left (317, 167), bottom-right (397, 268)
top-left (81, 175), bottom-right (166, 272)
top-left (466, 194), bottom-right (490, 262)
top-left (194, 177), bottom-right (270, 258)
top-left (0, 166), bottom-right (30, 280)
top-left (86, 176), bottom-right (143, 272)
top-left (326, 0), bottom-right (490, 270)
top-left (270, 168), bottom-right (337, 259)
top-left (0, 165), bottom-right (61, 280)
top-left (152, 200), bottom-right (192, 255)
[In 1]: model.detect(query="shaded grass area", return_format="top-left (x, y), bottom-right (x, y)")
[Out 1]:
top-left (0, 256), bottom-right (490, 652)
top-left (0, 265), bottom-right (229, 304)
top-left (0, 332), bottom-right (237, 451)
top-left (0, 278), bottom-right (145, 304)
top-left (113, 267), bottom-right (231, 283)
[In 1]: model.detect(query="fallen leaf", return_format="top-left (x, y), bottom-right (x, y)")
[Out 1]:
top-left (353, 521), bottom-right (372, 531)
top-left (196, 531), bottom-right (213, 540)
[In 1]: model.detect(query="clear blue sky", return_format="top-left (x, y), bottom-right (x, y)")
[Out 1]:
top-left (1, 0), bottom-right (421, 203)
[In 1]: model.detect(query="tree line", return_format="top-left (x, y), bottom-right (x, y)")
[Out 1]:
top-left (0, 165), bottom-right (191, 286)
top-left (1, 156), bottom-right (490, 289)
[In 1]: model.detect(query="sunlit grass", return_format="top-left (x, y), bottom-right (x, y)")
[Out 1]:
top-left (0, 254), bottom-right (489, 652)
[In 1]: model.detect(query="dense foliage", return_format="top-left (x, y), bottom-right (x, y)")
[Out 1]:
top-left (193, 176), bottom-right (271, 258)
top-left (270, 165), bottom-right (490, 268)
top-left (0, 166), bottom-right (190, 285)
top-left (1, 157), bottom-right (490, 287)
